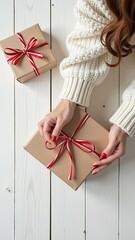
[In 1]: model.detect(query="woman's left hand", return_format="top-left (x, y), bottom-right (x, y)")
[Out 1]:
top-left (91, 124), bottom-right (128, 175)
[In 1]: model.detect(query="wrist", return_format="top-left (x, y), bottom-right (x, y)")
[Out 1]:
top-left (113, 124), bottom-right (128, 138)
top-left (60, 99), bottom-right (76, 108)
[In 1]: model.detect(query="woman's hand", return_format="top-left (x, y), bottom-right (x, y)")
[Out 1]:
top-left (92, 124), bottom-right (128, 175)
top-left (38, 99), bottom-right (76, 144)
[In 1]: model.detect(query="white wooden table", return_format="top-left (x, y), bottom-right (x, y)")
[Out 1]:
top-left (0, 1), bottom-right (135, 239)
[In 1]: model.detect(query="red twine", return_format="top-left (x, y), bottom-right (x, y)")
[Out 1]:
top-left (4, 32), bottom-right (48, 76)
top-left (45, 113), bottom-right (100, 180)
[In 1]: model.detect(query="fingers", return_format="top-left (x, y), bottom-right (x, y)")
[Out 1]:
top-left (38, 115), bottom-right (65, 144)
top-left (93, 141), bottom-right (125, 168)
top-left (92, 136), bottom-right (124, 175)
top-left (51, 118), bottom-right (65, 138)
top-left (38, 116), bottom-right (53, 142)
top-left (92, 164), bottom-right (108, 175)
top-left (38, 100), bottom-right (76, 143)
top-left (91, 140), bottom-right (126, 175)
top-left (92, 150), bottom-right (117, 170)
top-left (100, 141), bottom-right (118, 160)
top-left (38, 119), bottom-right (45, 137)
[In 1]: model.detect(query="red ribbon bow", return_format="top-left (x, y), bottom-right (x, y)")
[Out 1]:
top-left (4, 32), bottom-right (48, 76)
top-left (45, 113), bottom-right (100, 180)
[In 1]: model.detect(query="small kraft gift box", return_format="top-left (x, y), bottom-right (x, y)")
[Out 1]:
top-left (0, 24), bottom-right (57, 83)
top-left (24, 106), bottom-right (109, 191)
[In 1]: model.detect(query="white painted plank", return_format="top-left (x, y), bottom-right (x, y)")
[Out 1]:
top-left (0, 1), bottom-right (14, 240)
top-left (119, 47), bottom-right (135, 240)
top-left (86, 59), bottom-right (119, 239)
top-left (15, 0), bottom-right (51, 239)
top-left (1, 0), bottom-right (134, 239)
top-left (51, 1), bottom-right (86, 240)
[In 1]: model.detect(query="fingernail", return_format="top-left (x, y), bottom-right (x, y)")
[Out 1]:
top-left (51, 135), bottom-right (57, 142)
top-left (100, 152), bottom-right (107, 160)
top-left (92, 172), bottom-right (97, 175)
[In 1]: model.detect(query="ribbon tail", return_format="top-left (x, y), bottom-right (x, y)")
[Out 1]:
top-left (27, 53), bottom-right (40, 76)
top-left (68, 163), bottom-right (72, 180)
top-left (46, 154), bottom-right (59, 169)
top-left (46, 159), bottom-right (56, 169)
top-left (66, 141), bottom-right (73, 180)
top-left (46, 143), bottom-right (66, 169)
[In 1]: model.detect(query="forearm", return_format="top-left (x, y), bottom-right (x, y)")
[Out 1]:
top-left (59, 0), bottom-right (113, 107)
top-left (109, 80), bottom-right (135, 137)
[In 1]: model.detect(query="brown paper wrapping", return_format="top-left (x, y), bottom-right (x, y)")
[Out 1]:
top-left (24, 106), bottom-right (109, 190)
top-left (0, 24), bottom-right (57, 83)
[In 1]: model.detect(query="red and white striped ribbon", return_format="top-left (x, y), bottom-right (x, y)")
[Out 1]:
top-left (45, 113), bottom-right (100, 180)
top-left (4, 32), bottom-right (48, 76)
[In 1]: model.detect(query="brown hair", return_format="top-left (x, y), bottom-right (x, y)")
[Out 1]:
top-left (101, 0), bottom-right (135, 67)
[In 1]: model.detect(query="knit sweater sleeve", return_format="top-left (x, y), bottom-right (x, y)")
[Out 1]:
top-left (58, 0), bottom-right (113, 107)
top-left (109, 80), bottom-right (135, 137)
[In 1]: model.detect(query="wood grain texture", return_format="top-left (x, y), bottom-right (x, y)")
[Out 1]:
top-left (86, 58), bottom-right (119, 240)
top-left (15, 0), bottom-right (51, 239)
top-left (0, 1), bottom-right (14, 239)
top-left (51, 1), bottom-right (86, 240)
top-left (0, 1), bottom-right (135, 240)
top-left (119, 46), bottom-right (135, 240)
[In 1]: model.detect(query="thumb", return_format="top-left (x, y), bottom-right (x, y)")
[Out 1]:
top-left (100, 142), bottom-right (117, 160)
top-left (51, 118), bottom-right (65, 141)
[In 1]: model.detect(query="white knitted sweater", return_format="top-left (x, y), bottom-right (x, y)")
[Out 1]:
top-left (59, 0), bottom-right (135, 137)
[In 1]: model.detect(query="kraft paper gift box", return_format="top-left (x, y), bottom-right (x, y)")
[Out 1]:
top-left (24, 106), bottom-right (109, 191)
top-left (0, 24), bottom-right (57, 83)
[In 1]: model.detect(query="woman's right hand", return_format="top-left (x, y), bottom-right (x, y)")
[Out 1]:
top-left (38, 99), bottom-right (76, 144)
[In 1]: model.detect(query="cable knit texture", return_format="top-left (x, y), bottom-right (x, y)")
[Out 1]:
top-left (109, 80), bottom-right (135, 137)
top-left (59, 0), bottom-right (135, 137)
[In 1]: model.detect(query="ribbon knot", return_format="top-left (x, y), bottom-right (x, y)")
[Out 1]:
top-left (45, 113), bottom-right (100, 180)
top-left (4, 32), bottom-right (48, 76)
top-left (23, 49), bottom-right (27, 53)
top-left (68, 136), bottom-right (72, 142)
